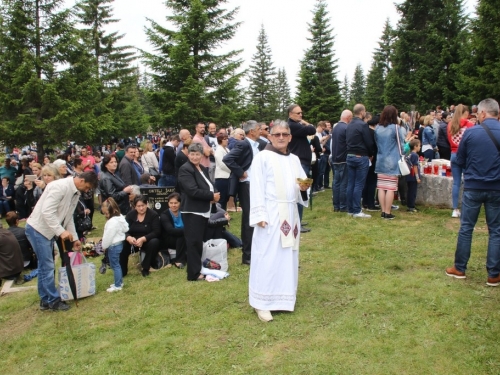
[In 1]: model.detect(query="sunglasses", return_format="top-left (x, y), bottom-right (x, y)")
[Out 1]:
top-left (271, 133), bottom-right (291, 138)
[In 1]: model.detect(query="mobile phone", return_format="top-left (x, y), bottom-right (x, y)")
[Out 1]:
top-left (25, 175), bottom-right (37, 181)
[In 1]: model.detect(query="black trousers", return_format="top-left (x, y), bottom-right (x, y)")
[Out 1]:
top-left (165, 235), bottom-right (187, 264)
top-left (362, 167), bottom-right (377, 208)
top-left (183, 213), bottom-right (207, 281)
top-left (120, 238), bottom-right (160, 276)
top-left (398, 176), bottom-right (408, 204)
top-left (238, 182), bottom-right (253, 262)
top-left (407, 181), bottom-right (418, 209)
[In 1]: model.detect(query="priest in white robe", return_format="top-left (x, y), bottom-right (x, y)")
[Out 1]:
top-left (248, 120), bottom-right (310, 322)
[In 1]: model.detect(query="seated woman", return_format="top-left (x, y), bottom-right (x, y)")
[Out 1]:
top-left (15, 178), bottom-right (36, 220)
top-left (5, 211), bottom-right (36, 269)
top-left (205, 204), bottom-right (242, 249)
top-left (0, 177), bottom-right (15, 219)
top-left (160, 193), bottom-right (187, 269)
top-left (0, 227), bottom-right (24, 284)
top-left (177, 143), bottom-right (220, 281)
top-left (121, 195), bottom-right (161, 277)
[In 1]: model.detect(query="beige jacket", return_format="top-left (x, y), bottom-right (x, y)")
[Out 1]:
top-left (27, 177), bottom-right (80, 240)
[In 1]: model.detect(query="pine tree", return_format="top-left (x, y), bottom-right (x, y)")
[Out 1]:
top-left (384, 0), bottom-right (468, 111)
top-left (365, 19), bottom-right (394, 113)
top-left (340, 75), bottom-right (350, 109)
top-left (275, 68), bottom-right (292, 118)
top-left (247, 25), bottom-right (278, 122)
top-left (77, 0), bottom-right (148, 139)
top-left (143, 0), bottom-right (244, 128)
top-left (466, 0), bottom-right (500, 102)
top-left (349, 64), bottom-right (366, 107)
top-left (296, 0), bottom-right (343, 122)
top-left (0, 0), bottom-right (107, 156)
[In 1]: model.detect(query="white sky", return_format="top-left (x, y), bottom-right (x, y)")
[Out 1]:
top-left (66, 0), bottom-right (477, 95)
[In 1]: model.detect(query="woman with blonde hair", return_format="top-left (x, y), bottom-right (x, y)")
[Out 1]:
top-left (141, 140), bottom-right (159, 183)
top-left (421, 115), bottom-right (438, 161)
top-left (447, 104), bottom-right (474, 218)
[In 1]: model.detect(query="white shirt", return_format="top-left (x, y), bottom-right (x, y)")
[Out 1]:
top-left (242, 138), bottom-right (260, 182)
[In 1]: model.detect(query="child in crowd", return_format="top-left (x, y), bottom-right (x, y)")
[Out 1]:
top-left (101, 198), bottom-right (129, 292)
top-left (406, 139), bottom-right (421, 212)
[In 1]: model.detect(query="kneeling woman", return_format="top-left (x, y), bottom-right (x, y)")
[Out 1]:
top-left (177, 143), bottom-right (220, 281)
top-left (160, 193), bottom-right (187, 269)
top-left (121, 195), bottom-right (161, 277)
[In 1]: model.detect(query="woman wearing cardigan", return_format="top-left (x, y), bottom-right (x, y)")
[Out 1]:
top-left (121, 195), bottom-right (161, 277)
top-left (177, 143), bottom-right (220, 281)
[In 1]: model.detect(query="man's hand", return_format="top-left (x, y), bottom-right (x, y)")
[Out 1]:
top-left (60, 230), bottom-right (74, 242)
top-left (239, 172), bottom-right (248, 181)
top-left (257, 221), bottom-right (267, 228)
top-left (123, 186), bottom-right (133, 194)
top-left (213, 192), bottom-right (220, 202)
top-left (73, 240), bottom-right (82, 251)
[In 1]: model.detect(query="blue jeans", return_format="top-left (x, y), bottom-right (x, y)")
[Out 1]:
top-left (298, 163), bottom-right (310, 222)
top-left (25, 224), bottom-right (60, 304)
top-left (0, 200), bottom-right (11, 215)
top-left (333, 163), bottom-right (348, 211)
top-left (317, 154), bottom-right (328, 189)
top-left (158, 174), bottom-right (176, 187)
top-left (108, 243), bottom-right (123, 287)
top-left (454, 190), bottom-right (500, 277)
top-left (450, 153), bottom-right (462, 209)
top-left (346, 155), bottom-right (369, 214)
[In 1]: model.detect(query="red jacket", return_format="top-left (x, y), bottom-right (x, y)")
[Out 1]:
top-left (448, 118), bottom-right (474, 154)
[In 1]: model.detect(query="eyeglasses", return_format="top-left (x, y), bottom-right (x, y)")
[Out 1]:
top-left (262, 127), bottom-right (269, 131)
top-left (271, 133), bottom-right (291, 138)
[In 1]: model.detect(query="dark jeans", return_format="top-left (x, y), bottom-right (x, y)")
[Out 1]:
top-left (398, 176), bottom-right (407, 204)
top-left (158, 174), bottom-right (176, 188)
top-left (362, 167), bottom-right (377, 208)
top-left (454, 190), bottom-right (500, 277)
top-left (439, 147), bottom-right (451, 161)
top-left (311, 160), bottom-right (319, 190)
top-left (407, 180), bottom-right (418, 209)
top-left (238, 182), bottom-right (253, 262)
top-left (346, 155), bottom-right (369, 214)
top-left (298, 164), bottom-right (310, 221)
top-left (120, 238), bottom-right (160, 276)
top-left (215, 178), bottom-right (229, 210)
top-left (423, 149), bottom-right (435, 162)
top-left (332, 163), bottom-right (348, 211)
top-left (183, 213), bottom-right (207, 280)
top-left (324, 157), bottom-right (331, 188)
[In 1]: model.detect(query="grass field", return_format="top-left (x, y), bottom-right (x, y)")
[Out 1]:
top-left (1, 190), bottom-right (499, 375)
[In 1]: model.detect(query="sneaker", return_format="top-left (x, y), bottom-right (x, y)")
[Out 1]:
top-left (384, 213), bottom-right (395, 220)
top-left (445, 266), bottom-right (466, 279)
top-left (366, 207), bottom-right (380, 212)
top-left (49, 300), bottom-right (71, 311)
top-left (107, 284), bottom-right (123, 292)
top-left (487, 275), bottom-right (500, 287)
top-left (347, 212), bottom-right (354, 217)
top-left (452, 209), bottom-right (461, 218)
top-left (407, 208), bottom-right (418, 213)
top-left (255, 309), bottom-right (273, 322)
top-left (110, 282), bottom-right (125, 288)
top-left (40, 300), bottom-right (50, 311)
top-left (391, 205), bottom-right (399, 210)
top-left (353, 212), bottom-right (371, 218)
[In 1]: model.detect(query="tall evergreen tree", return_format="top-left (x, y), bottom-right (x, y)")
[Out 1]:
top-left (77, 0), bottom-right (148, 138)
top-left (247, 25), bottom-right (278, 122)
top-left (143, 0), bottom-right (244, 128)
top-left (296, 0), bottom-right (343, 122)
top-left (349, 64), bottom-right (366, 107)
top-left (365, 19), bottom-right (394, 113)
top-left (275, 68), bottom-right (292, 118)
top-left (466, 0), bottom-right (500, 102)
top-left (0, 0), bottom-right (107, 156)
top-left (340, 75), bottom-right (350, 109)
top-left (384, 0), bottom-right (468, 111)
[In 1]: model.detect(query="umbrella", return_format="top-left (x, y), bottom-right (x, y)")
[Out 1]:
top-left (62, 240), bottom-right (79, 307)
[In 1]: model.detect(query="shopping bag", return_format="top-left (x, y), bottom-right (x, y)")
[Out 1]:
top-left (59, 253), bottom-right (96, 301)
top-left (202, 239), bottom-right (228, 272)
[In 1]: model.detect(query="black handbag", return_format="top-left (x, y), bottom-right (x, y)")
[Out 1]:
top-left (75, 201), bottom-right (92, 233)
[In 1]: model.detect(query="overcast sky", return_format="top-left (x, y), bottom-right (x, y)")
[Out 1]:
top-left (66, 0), bottom-right (477, 94)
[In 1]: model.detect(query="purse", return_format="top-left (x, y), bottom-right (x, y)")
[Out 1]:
top-left (59, 250), bottom-right (96, 301)
top-left (75, 201), bottom-right (92, 233)
top-left (396, 126), bottom-right (410, 176)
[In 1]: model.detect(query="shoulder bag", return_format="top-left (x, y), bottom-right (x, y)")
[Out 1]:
top-left (396, 125), bottom-right (410, 176)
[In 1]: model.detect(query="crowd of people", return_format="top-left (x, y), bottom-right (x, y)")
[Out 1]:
top-left (1, 98), bottom-right (500, 322)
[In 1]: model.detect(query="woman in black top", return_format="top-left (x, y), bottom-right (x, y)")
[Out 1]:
top-left (160, 193), bottom-right (187, 269)
top-left (177, 143), bottom-right (220, 281)
top-left (121, 195), bottom-right (161, 277)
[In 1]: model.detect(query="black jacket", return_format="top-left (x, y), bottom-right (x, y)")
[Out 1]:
top-left (257, 138), bottom-right (268, 151)
top-left (331, 122), bottom-right (348, 163)
top-left (346, 117), bottom-right (374, 157)
top-left (177, 161), bottom-right (215, 214)
top-left (287, 119), bottom-right (317, 165)
top-left (222, 139), bottom-right (254, 196)
top-left (437, 121), bottom-right (451, 150)
top-left (125, 207), bottom-right (161, 242)
top-left (98, 170), bottom-right (130, 215)
top-left (161, 145), bottom-right (176, 175)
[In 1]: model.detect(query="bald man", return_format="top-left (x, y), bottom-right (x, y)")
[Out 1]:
top-left (177, 129), bottom-right (192, 155)
top-left (330, 110), bottom-right (353, 212)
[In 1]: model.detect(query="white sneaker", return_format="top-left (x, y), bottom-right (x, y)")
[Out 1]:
top-left (107, 285), bottom-right (123, 293)
top-left (353, 212), bottom-right (371, 218)
top-left (347, 213), bottom-right (354, 217)
top-left (452, 209), bottom-right (461, 218)
top-left (255, 309), bottom-right (273, 322)
top-left (109, 282), bottom-right (124, 288)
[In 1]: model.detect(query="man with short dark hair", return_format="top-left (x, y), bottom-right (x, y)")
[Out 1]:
top-left (446, 98), bottom-right (500, 286)
top-left (119, 145), bottom-right (139, 186)
top-left (257, 122), bottom-right (270, 151)
top-left (287, 104), bottom-right (316, 232)
top-left (26, 172), bottom-right (98, 311)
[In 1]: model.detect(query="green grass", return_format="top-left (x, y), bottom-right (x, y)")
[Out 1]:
top-left (1, 191), bottom-right (500, 374)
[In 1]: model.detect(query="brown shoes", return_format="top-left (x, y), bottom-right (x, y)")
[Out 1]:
top-left (487, 275), bottom-right (500, 287)
top-left (445, 266), bottom-right (466, 279)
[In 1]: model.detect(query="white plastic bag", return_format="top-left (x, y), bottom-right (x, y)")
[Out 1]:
top-left (202, 239), bottom-right (228, 272)
top-left (59, 254), bottom-right (96, 301)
